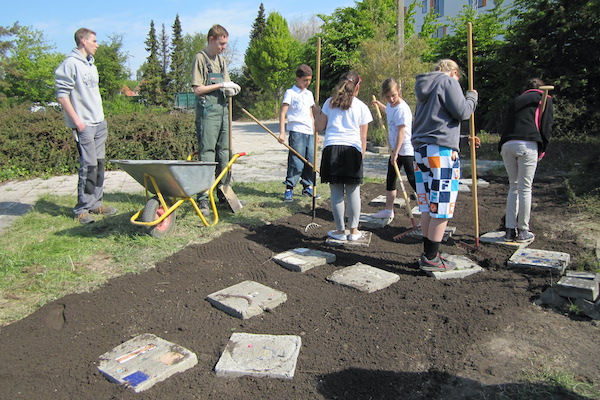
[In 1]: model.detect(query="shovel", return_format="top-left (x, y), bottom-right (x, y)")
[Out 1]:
top-left (305, 37), bottom-right (322, 232)
top-left (218, 97), bottom-right (244, 212)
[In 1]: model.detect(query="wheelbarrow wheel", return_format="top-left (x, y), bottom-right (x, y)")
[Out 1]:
top-left (141, 196), bottom-right (176, 238)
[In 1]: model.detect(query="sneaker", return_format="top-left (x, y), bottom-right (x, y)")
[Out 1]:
top-left (283, 189), bottom-right (293, 202)
top-left (302, 186), bottom-right (321, 199)
top-left (327, 230), bottom-right (347, 241)
top-left (75, 212), bottom-right (95, 225)
top-left (504, 228), bottom-right (517, 242)
top-left (371, 209), bottom-right (394, 219)
top-left (419, 254), bottom-right (456, 272)
top-left (90, 206), bottom-right (118, 216)
top-left (198, 199), bottom-right (211, 217)
top-left (515, 229), bottom-right (534, 242)
top-left (347, 231), bottom-right (364, 241)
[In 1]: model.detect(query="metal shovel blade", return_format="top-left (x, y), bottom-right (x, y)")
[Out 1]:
top-left (219, 184), bottom-right (243, 213)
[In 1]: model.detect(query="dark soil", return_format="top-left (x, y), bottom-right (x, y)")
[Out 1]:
top-left (0, 175), bottom-right (598, 399)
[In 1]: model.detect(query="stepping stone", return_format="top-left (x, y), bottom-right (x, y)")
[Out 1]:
top-left (359, 213), bottom-right (392, 228)
top-left (566, 271), bottom-right (600, 281)
top-left (411, 205), bottom-right (421, 216)
top-left (573, 298), bottom-right (600, 320)
top-left (535, 287), bottom-right (569, 309)
top-left (555, 276), bottom-right (599, 301)
top-left (98, 333), bottom-right (198, 393)
top-left (326, 230), bottom-right (372, 247)
top-left (480, 230), bottom-right (531, 248)
top-left (397, 226), bottom-right (456, 242)
top-left (214, 333), bottom-right (301, 379)
top-left (206, 280), bottom-right (287, 319)
top-left (369, 195), bottom-right (406, 207)
top-left (458, 184), bottom-right (471, 192)
top-left (423, 255), bottom-right (483, 280)
top-left (327, 262), bottom-right (399, 293)
top-left (459, 178), bottom-right (490, 188)
top-left (507, 248), bottom-right (570, 274)
top-left (272, 248), bottom-right (336, 272)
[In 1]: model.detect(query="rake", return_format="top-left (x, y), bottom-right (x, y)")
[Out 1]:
top-left (305, 37), bottom-right (322, 232)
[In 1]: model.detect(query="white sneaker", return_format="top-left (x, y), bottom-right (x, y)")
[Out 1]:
top-left (327, 230), bottom-right (347, 241)
top-left (347, 231), bottom-right (364, 241)
top-left (371, 209), bottom-right (394, 219)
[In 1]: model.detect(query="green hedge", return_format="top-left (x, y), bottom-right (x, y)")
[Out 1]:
top-left (0, 104), bottom-right (197, 181)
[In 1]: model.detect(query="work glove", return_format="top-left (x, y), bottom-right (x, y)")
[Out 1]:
top-left (222, 81), bottom-right (241, 97)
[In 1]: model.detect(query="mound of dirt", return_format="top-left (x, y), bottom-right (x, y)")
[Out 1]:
top-left (0, 178), bottom-right (598, 400)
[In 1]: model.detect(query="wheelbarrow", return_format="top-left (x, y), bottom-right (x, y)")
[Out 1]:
top-left (112, 152), bottom-right (246, 238)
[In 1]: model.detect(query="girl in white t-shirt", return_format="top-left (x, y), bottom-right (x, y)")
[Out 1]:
top-left (371, 78), bottom-right (416, 220)
top-left (314, 71), bottom-right (373, 241)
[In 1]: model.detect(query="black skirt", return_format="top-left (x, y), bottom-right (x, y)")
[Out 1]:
top-left (320, 145), bottom-right (363, 185)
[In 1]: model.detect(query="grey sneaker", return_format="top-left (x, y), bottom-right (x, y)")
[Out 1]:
top-left (198, 199), bottom-right (211, 216)
top-left (90, 206), bottom-right (118, 216)
top-left (516, 229), bottom-right (534, 242)
top-left (505, 228), bottom-right (517, 241)
top-left (75, 212), bottom-right (95, 224)
top-left (419, 254), bottom-right (456, 272)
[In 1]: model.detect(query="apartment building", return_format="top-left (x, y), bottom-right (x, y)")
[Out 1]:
top-left (411, 0), bottom-right (515, 37)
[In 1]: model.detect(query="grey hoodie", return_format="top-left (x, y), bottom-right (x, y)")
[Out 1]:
top-left (412, 71), bottom-right (477, 152)
top-left (55, 49), bottom-right (104, 128)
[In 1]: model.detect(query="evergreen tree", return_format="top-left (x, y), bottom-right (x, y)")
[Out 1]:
top-left (249, 3), bottom-right (266, 41)
top-left (168, 14), bottom-right (187, 94)
top-left (245, 12), bottom-right (300, 109)
top-left (140, 20), bottom-right (166, 106)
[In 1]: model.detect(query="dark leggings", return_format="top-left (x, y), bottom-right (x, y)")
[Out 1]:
top-left (385, 155), bottom-right (416, 192)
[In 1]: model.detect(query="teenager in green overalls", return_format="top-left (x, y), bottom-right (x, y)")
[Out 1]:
top-left (191, 24), bottom-right (241, 214)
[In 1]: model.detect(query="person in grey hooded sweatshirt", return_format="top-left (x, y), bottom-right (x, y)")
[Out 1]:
top-left (55, 28), bottom-right (117, 224)
top-left (412, 59), bottom-right (478, 272)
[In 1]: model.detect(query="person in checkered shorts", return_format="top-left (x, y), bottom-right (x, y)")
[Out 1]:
top-left (412, 59), bottom-right (478, 272)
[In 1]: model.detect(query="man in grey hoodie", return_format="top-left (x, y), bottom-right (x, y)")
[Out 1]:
top-left (55, 28), bottom-right (117, 224)
top-left (412, 59), bottom-right (478, 272)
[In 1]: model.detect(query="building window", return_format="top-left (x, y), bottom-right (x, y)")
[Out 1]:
top-left (478, 0), bottom-right (487, 7)
top-left (422, 0), bottom-right (428, 13)
top-left (432, 0), bottom-right (444, 15)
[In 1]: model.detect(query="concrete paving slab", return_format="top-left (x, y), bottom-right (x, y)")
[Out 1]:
top-left (98, 333), bottom-right (198, 393)
top-left (535, 287), bottom-right (569, 309)
top-left (507, 248), bottom-right (570, 274)
top-left (215, 332), bottom-right (301, 379)
top-left (411, 205), bottom-right (421, 216)
top-left (327, 262), bottom-right (399, 293)
top-left (458, 184), bottom-right (471, 192)
top-left (459, 178), bottom-right (490, 188)
top-left (326, 230), bottom-right (372, 248)
top-left (480, 230), bottom-right (531, 248)
top-left (566, 271), bottom-right (600, 281)
top-left (555, 276), bottom-right (599, 301)
top-left (359, 213), bottom-right (392, 229)
top-left (573, 298), bottom-right (600, 320)
top-left (272, 248), bottom-right (336, 272)
top-left (369, 195), bottom-right (406, 207)
top-left (397, 226), bottom-right (456, 242)
top-left (424, 255), bottom-right (484, 280)
top-left (206, 280), bottom-right (287, 319)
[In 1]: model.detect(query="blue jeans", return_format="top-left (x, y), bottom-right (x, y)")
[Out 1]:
top-left (284, 131), bottom-right (315, 189)
top-left (501, 140), bottom-right (538, 231)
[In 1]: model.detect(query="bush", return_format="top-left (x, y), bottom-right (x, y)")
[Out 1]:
top-left (0, 104), bottom-right (197, 182)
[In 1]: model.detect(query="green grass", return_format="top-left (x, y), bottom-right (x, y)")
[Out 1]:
top-left (497, 369), bottom-right (600, 399)
top-left (0, 180), bottom-right (331, 325)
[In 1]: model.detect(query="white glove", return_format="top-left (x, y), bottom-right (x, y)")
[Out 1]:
top-left (222, 81), bottom-right (240, 90)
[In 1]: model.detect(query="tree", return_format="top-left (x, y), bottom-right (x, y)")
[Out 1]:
top-left (245, 12), bottom-right (300, 108)
top-left (139, 20), bottom-right (166, 106)
top-left (0, 24), bottom-right (63, 103)
top-left (288, 15), bottom-right (322, 43)
top-left (168, 14), bottom-right (187, 94)
top-left (181, 32), bottom-right (206, 91)
top-left (249, 3), bottom-right (266, 41)
top-left (95, 34), bottom-right (130, 99)
top-left (316, 0), bottom-right (398, 93)
top-left (500, 0), bottom-right (600, 137)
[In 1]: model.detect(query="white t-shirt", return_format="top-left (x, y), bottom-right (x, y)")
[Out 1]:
top-left (322, 97), bottom-right (373, 153)
top-left (386, 100), bottom-right (413, 156)
top-left (282, 85), bottom-right (315, 135)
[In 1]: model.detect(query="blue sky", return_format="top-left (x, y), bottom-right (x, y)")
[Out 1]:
top-left (2, 0), bottom-right (354, 77)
